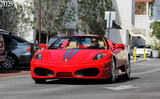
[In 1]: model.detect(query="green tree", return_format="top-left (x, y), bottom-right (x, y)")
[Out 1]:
top-left (0, 0), bottom-right (19, 35)
top-left (150, 21), bottom-right (160, 50)
top-left (0, 0), bottom-right (75, 42)
top-left (0, 0), bottom-right (34, 37)
top-left (34, 0), bottom-right (75, 44)
top-left (77, 0), bottom-right (114, 36)
top-left (15, 0), bottom-right (34, 37)
top-left (151, 21), bottom-right (160, 40)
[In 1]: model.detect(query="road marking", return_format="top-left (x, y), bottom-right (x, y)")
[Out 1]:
top-left (105, 85), bottom-right (138, 91)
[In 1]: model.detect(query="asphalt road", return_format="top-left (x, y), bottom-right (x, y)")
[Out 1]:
top-left (0, 59), bottom-right (160, 99)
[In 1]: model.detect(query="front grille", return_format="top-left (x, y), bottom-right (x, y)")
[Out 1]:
top-left (56, 72), bottom-right (73, 78)
top-left (74, 68), bottom-right (99, 77)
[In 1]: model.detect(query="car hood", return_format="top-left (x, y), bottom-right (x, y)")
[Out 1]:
top-left (39, 49), bottom-right (108, 64)
top-left (136, 48), bottom-right (151, 52)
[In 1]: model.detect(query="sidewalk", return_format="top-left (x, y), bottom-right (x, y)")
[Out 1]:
top-left (0, 69), bottom-right (30, 78)
top-left (130, 56), bottom-right (160, 63)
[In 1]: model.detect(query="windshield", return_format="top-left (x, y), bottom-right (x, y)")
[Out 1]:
top-left (49, 36), bottom-right (108, 49)
top-left (137, 45), bottom-right (151, 49)
top-left (48, 37), bottom-right (59, 46)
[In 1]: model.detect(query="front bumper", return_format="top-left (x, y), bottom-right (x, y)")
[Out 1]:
top-left (136, 52), bottom-right (151, 57)
top-left (16, 52), bottom-right (32, 65)
top-left (31, 60), bottom-right (112, 80)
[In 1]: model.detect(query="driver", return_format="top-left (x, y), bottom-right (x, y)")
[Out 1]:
top-left (88, 38), bottom-right (99, 49)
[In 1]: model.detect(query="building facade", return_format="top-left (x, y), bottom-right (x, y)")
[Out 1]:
top-left (110, 0), bottom-right (135, 46)
top-left (2, 0), bottom-right (160, 46)
top-left (133, 0), bottom-right (160, 46)
top-left (112, 0), bottom-right (160, 47)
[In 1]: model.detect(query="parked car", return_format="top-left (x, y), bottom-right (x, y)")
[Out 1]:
top-left (129, 47), bottom-right (134, 56)
top-left (0, 30), bottom-right (33, 69)
top-left (31, 35), bottom-right (130, 84)
top-left (132, 44), bottom-right (152, 57)
top-left (0, 33), bottom-right (7, 64)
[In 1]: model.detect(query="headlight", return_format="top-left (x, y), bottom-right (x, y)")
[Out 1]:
top-left (93, 53), bottom-right (107, 60)
top-left (34, 53), bottom-right (42, 60)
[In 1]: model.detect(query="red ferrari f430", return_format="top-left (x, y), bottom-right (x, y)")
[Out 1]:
top-left (31, 35), bottom-right (130, 84)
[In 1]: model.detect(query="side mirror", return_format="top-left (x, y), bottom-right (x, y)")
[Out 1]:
top-left (27, 46), bottom-right (31, 52)
top-left (115, 44), bottom-right (125, 49)
top-left (27, 44), bottom-right (37, 53)
top-left (39, 44), bottom-right (48, 49)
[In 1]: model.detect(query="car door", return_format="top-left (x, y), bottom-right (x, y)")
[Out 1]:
top-left (112, 44), bottom-right (126, 68)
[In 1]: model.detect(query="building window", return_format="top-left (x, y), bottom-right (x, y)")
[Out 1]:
top-left (148, 2), bottom-right (153, 16)
top-left (135, 2), bottom-right (147, 15)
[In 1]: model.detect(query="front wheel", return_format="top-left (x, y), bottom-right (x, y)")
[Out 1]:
top-left (123, 58), bottom-right (131, 80)
top-left (109, 60), bottom-right (116, 83)
top-left (1, 54), bottom-right (16, 69)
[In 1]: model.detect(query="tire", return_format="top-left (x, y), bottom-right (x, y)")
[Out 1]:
top-left (123, 57), bottom-right (131, 80)
top-left (34, 79), bottom-right (46, 84)
top-left (1, 54), bottom-right (16, 70)
top-left (109, 60), bottom-right (116, 83)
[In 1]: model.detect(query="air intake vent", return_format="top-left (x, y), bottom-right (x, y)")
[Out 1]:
top-left (34, 67), bottom-right (54, 76)
top-left (75, 68), bottom-right (99, 77)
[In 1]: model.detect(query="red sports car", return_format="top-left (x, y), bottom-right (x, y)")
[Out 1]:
top-left (31, 35), bottom-right (130, 84)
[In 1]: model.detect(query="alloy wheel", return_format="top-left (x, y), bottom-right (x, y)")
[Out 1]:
top-left (1, 55), bottom-right (15, 69)
top-left (110, 60), bottom-right (116, 83)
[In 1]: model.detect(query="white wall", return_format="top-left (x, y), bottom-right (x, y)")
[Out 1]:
top-left (112, 0), bottom-right (135, 29)
top-left (153, 0), bottom-right (160, 20)
top-left (110, 0), bottom-right (134, 47)
top-left (135, 15), bottom-right (150, 29)
top-left (106, 29), bottom-right (129, 46)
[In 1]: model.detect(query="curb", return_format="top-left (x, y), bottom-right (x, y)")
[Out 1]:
top-left (131, 58), bottom-right (160, 64)
top-left (0, 71), bottom-right (30, 78)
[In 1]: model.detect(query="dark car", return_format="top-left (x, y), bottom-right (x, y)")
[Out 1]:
top-left (0, 30), bottom-right (32, 69)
